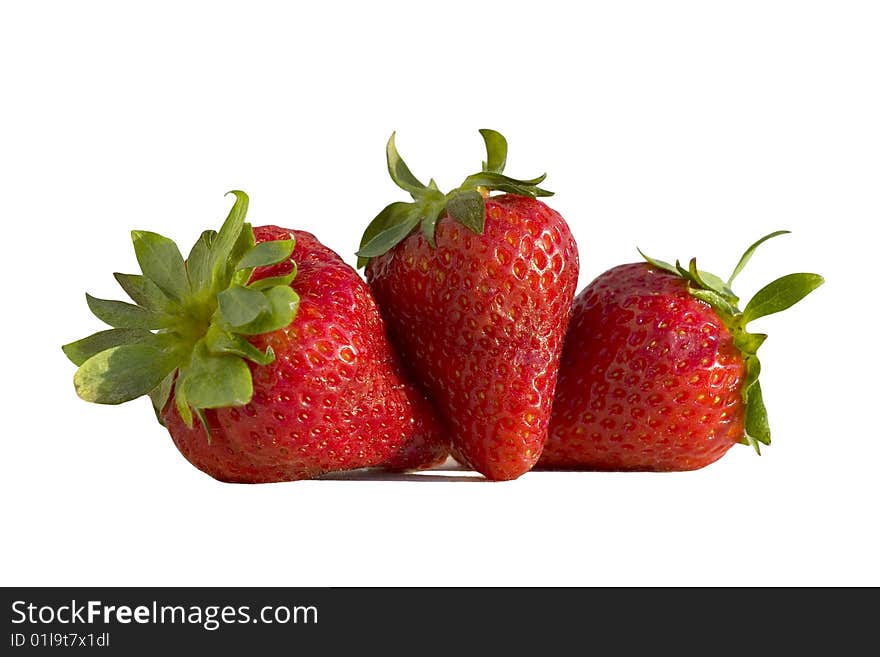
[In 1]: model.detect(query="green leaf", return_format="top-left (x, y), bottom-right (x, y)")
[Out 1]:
top-left (186, 229), bottom-right (217, 295)
top-left (446, 190), bottom-right (486, 234)
top-left (743, 351), bottom-right (762, 387)
top-left (733, 331), bottom-right (767, 356)
top-left (640, 252), bottom-right (737, 313)
top-left (743, 380), bottom-right (771, 451)
top-left (235, 286), bottom-right (300, 335)
top-left (356, 208), bottom-right (421, 259)
top-left (688, 288), bottom-right (739, 319)
top-left (227, 222), bottom-right (256, 286)
top-left (193, 407), bottom-right (212, 439)
top-left (247, 268), bottom-right (297, 291)
top-left (205, 325), bottom-right (275, 365)
top-left (86, 293), bottom-right (173, 329)
top-left (737, 355), bottom-right (769, 453)
top-left (62, 328), bottom-right (155, 366)
top-left (217, 285), bottom-right (271, 328)
top-left (637, 249), bottom-right (680, 276)
top-left (131, 230), bottom-right (191, 302)
top-left (419, 195), bottom-right (450, 247)
top-left (209, 190), bottom-right (250, 289)
top-left (421, 213), bottom-right (439, 247)
top-left (728, 230), bottom-right (791, 285)
top-left (696, 270), bottom-right (738, 302)
top-left (236, 239), bottom-right (295, 270)
top-left (113, 273), bottom-right (173, 311)
top-left (676, 258), bottom-right (739, 302)
top-left (742, 273), bottom-right (825, 324)
top-left (479, 129), bottom-right (508, 173)
top-left (73, 336), bottom-right (182, 405)
top-left (461, 171), bottom-right (552, 198)
top-left (179, 342), bottom-right (253, 409)
top-left (676, 259), bottom-right (713, 295)
top-left (683, 259), bottom-right (710, 289)
top-left (175, 379), bottom-right (193, 427)
top-left (357, 201), bottom-right (412, 268)
top-left (386, 132), bottom-right (426, 195)
top-left (149, 371), bottom-right (175, 425)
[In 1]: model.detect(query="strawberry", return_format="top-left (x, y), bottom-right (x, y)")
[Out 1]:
top-left (539, 232), bottom-right (823, 471)
top-left (358, 130), bottom-right (579, 481)
top-left (63, 191), bottom-right (446, 483)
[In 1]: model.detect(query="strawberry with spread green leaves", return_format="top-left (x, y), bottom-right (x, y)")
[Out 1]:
top-left (358, 130), bottom-right (579, 481)
top-left (539, 231), bottom-right (823, 471)
top-left (63, 192), bottom-right (446, 483)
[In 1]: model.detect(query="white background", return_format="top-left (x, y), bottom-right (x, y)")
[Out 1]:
top-left (2, 1), bottom-right (877, 586)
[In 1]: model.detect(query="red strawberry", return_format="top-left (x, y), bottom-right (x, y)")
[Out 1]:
top-left (358, 130), bottom-right (579, 480)
top-left (539, 232), bottom-right (823, 471)
top-left (63, 192), bottom-right (446, 483)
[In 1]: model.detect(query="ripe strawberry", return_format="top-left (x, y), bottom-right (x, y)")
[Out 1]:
top-left (63, 191), bottom-right (446, 483)
top-left (539, 232), bottom-right (823, 471)
top-left (358, 130), bottom-right (579, 480)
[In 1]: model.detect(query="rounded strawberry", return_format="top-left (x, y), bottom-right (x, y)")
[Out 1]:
top-left (63, 192), bottom-right (446, 483)
top-left (539, 232), bottom-right (823, 471)
top-left (358, 130), bottom-right (579, 480)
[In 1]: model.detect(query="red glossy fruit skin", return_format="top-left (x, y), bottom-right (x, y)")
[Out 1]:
top-left (366, 195), bottom-right (579, 480)
top-left (539, 263), bottom-right (745, 471)
top-left (162, 227), bottom-right (447, 483)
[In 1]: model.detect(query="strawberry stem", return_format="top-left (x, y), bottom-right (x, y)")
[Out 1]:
top-left (356, 129), bottom-right (553, 267)
top-left (62, 191), bottom-right (302, 437)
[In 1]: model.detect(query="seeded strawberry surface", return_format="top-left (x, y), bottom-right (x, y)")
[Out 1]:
top-left (164, 227), bottom-right (447, 482)
top-left (540, 263), bottom-right (745, 471)
top-left (366, 195), bottom-right (579, 480)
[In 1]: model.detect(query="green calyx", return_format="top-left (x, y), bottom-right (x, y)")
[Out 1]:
top-left (356, 129), bottom-right (553, 267)
top-left (62, 191), bottom-right (301, 434)
top-left (638, 231), bottom-right (824, 454)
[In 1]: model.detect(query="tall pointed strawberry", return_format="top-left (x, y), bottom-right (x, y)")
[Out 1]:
top-left (539, 231), bottom-right (823, 471)
top-left (63, 192), bottom-right (446, 482)
top-left (358, 130), bottom-right (579, 481)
